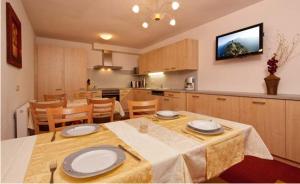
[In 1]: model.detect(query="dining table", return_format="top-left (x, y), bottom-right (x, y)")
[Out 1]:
top-left (27, 98), bottom-right (125, 130)
top-left (2, 111), bottom-right (273, 183)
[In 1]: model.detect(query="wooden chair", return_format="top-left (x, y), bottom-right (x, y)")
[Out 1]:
top-left (47, 105), bottom-right (93, 132)
top-left (74, 91), bottom-right (94, 99)
top-left (128, 99), bottom-right (159, 119)
top-left (30, 101), bottom-right (65, 134)
top-left (44, 94), bottom-right (67, 107)
top-left (88, 98), bottom-right (115, 122)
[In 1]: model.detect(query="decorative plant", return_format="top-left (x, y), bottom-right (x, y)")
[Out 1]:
top-left (267, 33), bottom-right (300, 75)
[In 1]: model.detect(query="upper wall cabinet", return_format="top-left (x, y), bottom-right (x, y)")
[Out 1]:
top-left (138, 39), bottom-right (198, 74)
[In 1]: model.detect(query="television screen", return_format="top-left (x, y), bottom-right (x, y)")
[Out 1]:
top-left (216, 23), bottom-right (263, 60)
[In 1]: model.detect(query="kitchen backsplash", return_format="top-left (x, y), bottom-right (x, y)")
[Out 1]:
top-left (146, 70), bottom-right (198, 89)
top-left (88, 69), bottom-right (197, 89)
top-left (88, 69), bottom-right (137, 88)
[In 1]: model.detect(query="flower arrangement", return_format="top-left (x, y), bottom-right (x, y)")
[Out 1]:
top-left (267, 33), bottom-right (300, 75)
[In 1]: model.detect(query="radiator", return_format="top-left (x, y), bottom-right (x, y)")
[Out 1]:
top-left (14, 102), bottom-right (30, 138)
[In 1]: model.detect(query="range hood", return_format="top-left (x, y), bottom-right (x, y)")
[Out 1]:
top-left (93, 50), bottom-right (122, 70)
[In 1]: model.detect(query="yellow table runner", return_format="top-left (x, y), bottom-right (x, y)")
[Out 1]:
top-left (136, 114), bottom-right (245, 180)
top-left (24, 127), bottom-right (152, 183)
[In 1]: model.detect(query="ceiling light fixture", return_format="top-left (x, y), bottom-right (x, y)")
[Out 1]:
top-left (169, 18), bottom-right (176, 26)
top-left (172, 1), bottom-right (180, 10)
top-left (132, 4), bottom-right (140, 14)
top-left (99, 33), bottom-right (112, 40)
top-left (142, 22), bottom-right (149, 29)
top-left (132, 1), bottom-right (180, 29)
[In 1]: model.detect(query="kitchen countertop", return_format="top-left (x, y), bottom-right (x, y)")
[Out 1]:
top-left (87, 87), bottom-right (300, 101)
top-left (133, 88), bottom-right (300, 101)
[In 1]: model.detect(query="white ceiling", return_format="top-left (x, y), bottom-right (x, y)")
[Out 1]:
top-left (22, 0), bottom-right (262, 48)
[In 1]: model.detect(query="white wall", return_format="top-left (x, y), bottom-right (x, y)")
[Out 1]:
top-left (1, 0), bottom-right (36, 140)
top-left (142, 0), bottom-right (300, 95)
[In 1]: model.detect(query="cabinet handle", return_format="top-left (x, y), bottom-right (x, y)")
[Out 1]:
top-left (55, 88), bottom-right (62, 91)
top-left (217, 97), bottom-right (226, 101)
top-left (168, 94), bottom-right (174, 97)
top-left (164, 98), bottom-right (170, 101)
top-left (192, 95), bottom-right (199, 98)
top-left (164, 68), bottom-right (170, 71)
top-left (171, 67), bottom-right (176, 70)
top-left (252, 101), bottom-right (266, 105)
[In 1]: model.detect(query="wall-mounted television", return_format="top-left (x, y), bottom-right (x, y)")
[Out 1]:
top-left (216, 23), bottom-right (263, 60)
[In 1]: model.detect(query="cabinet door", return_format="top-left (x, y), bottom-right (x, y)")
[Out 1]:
top-left (160, 97), bottom-right (173, 110)
top-left (138, 54), bottom-right (148, 74)
top-left (187, 93), bottom-right (211, 115)
top-left (37, 45), bottom-right (65, 100)
top-left (64, 48), bottom-right (87, 98)
top-left (286, 100), bottom-right (300, 162)
top-left (239, 97), bottom-right (286, 157)
top-left (209, 95), bottom-right (240, 121)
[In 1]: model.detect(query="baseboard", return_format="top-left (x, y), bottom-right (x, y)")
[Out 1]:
top-left (273, 155), bottom-right (300, 168)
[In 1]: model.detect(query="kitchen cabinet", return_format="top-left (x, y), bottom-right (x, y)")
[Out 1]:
top-left (187, 93), bottom-right (211, 115)
top-left (64, 48), bottom-right (88, 97)
top-left (138, 39), bottom-right (198, 74)
top-left (120, 89), bottom-right (134, 111)
top-left (209, 95), bottom-right (240, 122)
top-left (286, 100), bottom-right (300, 162)
top-left (37, 45), bottom-right (87, 100)
top-left (133, 89), bottom-right (153, 101)
top-left (239, 97), bottom-right (286, 157)
top-left (160, 92), bottom-right (186, 111)
top-left (37, 45), bottom-right (65, 100)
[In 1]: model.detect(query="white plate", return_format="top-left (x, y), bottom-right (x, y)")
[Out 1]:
top-left (187, 120), bottom-right (221, 132)
top-left (71, 150), bottom-right (117, 173)
top-left (187, 126), bottom-right (224, 135)
top-left (63, 145), bottom-right (125, 178)
top-left (61, 124), bottom-right (100, 137)
top-left (156, 110), bottom-right (179, 117)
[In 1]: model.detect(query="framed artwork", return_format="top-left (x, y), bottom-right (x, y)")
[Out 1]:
top-left (6, 2), bottom-right (22, 68)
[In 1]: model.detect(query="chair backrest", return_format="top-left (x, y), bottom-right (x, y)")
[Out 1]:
top-left (128, 99), bottom-right (159, 119)
top-left (30, 101), bottom-right (65, 134)
top-left (44, 94), bottom-right (67, 107)
top-left (74, 91), bottom-right (93, 100)
top-left (87, 98), bottom-right (115, 122)
top-left (47, 105), bottom-right (93, 132)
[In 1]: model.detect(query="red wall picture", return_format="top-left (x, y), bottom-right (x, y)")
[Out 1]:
top-left (6, 2), bottom-right (22, 68)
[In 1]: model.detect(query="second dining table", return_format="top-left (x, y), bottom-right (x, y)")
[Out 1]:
top-left (3, 111), bottom-right (273, 183)
top-left (27, 98), bottom-right (125, 130)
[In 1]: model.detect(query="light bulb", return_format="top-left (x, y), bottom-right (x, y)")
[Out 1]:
top-left (142, 22), bottom-right (149, 29)
top-left (172, 1), bottom-right (180, 10)
top-left (169, 19), bottom-right (176, 26)
top-left (132, 4), bottom-right (140, 13)
top-left (99, 33), bottom-right (113, 40)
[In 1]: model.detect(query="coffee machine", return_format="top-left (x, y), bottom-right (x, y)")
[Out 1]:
top-left (185, 77), bottom-right (195, 90)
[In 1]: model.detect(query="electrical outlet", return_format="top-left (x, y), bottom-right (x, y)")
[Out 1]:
top-left (16, 85), bottom-right (20, 92)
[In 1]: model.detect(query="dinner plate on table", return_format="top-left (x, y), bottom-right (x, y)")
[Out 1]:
top-left (61, 124), bottom-right (100, 137)
top-left (63, 145), bottom-right (126, 178)
top-left (187, 120), bottom-right (224, 135)
top-left (155, 111), bottom-right (180, 120)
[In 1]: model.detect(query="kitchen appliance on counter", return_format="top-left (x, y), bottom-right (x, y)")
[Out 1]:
top-left (185, 77), bottom-right (195, 90)
top-left (102, 89), bottom-right (120, 101)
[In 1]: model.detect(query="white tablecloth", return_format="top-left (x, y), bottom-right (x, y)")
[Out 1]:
top-left (2, 111), bottom-right (272, 183)
top-left (28, 99), bottom-right (125, 129)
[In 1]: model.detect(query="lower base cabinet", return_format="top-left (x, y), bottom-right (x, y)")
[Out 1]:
top-left (286, 100), bottom-right (300, 163)
top-left (239, 97), bottom-right (286, 158)
top-left (187, 93), bottom-right (211, 115)
top-left (209, 95), bottom-right (240, 122)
